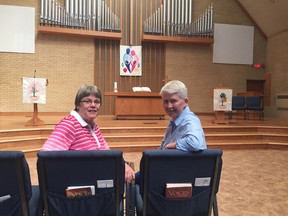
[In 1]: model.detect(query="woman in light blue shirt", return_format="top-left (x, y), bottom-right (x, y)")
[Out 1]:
top-left (134, 80), bottom-right (206, 190)
top-left (160, 80), bottom-right (206, 151)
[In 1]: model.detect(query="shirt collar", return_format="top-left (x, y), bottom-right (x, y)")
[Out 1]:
top-left (70, 110), bottom-right (89, 127)
top-left (170, 106), bottom-right (190, 126)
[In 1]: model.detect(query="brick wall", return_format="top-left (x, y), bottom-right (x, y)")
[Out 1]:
top-left (166, 0), bottom-right (267, 113)
top-left (266, 31), bottom-right (288, 118)
top-left (0, 0), bottom-right (95, 113)
top-left (1, 0), bottom-right (285, 117)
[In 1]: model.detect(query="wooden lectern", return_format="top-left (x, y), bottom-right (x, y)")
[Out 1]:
top-left (212, 87), bottom-right (232, 124)
top-left (25, 103), bottom-right (46, 126)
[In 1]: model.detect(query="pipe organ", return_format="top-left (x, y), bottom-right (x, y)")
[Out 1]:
top-left (40, 0), bottom-right (121, 32)
top-left (143, 1), bottom-right (213, 38)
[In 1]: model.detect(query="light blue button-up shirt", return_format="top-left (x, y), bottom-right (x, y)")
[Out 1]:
top-left (160, 106), bottom-right (207, 151)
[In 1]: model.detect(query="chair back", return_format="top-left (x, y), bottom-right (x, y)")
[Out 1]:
top-left (139, 149), bottom-right (223, 216)
top-left (37, 150), bottom-right (125, 216)
top-left (232, 96), bottom-right (246, 110)
top-left (246, 96), bottom-right (262, 109)
top-left (0, 151), bottom-right (32, 216)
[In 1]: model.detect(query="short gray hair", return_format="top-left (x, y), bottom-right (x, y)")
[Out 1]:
top-left (74, 85), bottom-right (102, 107)
top-left (160, 80), bottom-right (187, 100)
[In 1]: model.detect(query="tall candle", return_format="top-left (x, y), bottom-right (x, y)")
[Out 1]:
top-left (114, 82), bottom-right (118, 92)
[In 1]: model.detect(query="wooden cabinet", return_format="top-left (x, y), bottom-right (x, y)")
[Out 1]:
top-left (104, 92), bottom-right (165, 119)
top-left (237, 91), bottom-right (263, 97)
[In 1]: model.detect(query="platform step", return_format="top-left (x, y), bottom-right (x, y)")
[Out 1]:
top-left (1, 124), bottom-right (287, 152)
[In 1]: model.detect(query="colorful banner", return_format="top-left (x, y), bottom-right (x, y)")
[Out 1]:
top-left (23, 77), bottom-right (46, 104)
top-left (120, 45), bottom-right (142, 76)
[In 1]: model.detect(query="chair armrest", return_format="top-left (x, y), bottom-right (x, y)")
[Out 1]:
top-left (125, 161), bottom-right (136, 216)
top-left (125, 182), bottom-right (136, 216)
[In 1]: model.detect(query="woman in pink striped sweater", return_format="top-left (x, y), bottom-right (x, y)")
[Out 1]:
top-left (41, 84), bottom-right (135, 183)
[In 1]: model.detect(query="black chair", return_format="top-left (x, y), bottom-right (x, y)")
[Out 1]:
top-left (135, 149), bottom-right (223, 216)
top-left (0, 151), bottom-right (39, 216)
top-left (246, 96), bottom-right (264, 120)
top-left (229, 96), bottom-right (247, 119)
top-left (37, 150), bottom-right (125, 216)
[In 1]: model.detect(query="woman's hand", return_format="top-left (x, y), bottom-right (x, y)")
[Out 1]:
top-left (163, 142), bottom-right (176, 149)
top-left (125, 163), bottom-right (135, 183)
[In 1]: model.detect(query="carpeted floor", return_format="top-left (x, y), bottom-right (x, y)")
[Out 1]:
top-left (123, 149), bottom-right (288, 216)
top-left (27, 149), bottom-right (288, 215)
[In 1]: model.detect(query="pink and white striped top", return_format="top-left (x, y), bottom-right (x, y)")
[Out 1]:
top-left (41, 111), bottom-right (109, 151)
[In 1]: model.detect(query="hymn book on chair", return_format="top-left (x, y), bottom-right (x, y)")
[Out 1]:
top-left (165, 183), bottom-right (192, 199)
top-left (65, 185), bottom-right (95, 198)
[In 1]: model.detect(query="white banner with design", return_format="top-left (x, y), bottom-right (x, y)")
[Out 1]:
top-left (23, 77), bottom-right (46, 104)
top-left (213, 88), bottom-right (232, 111)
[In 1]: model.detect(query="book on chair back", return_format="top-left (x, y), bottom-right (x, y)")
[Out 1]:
top-left (66, 185), bottom-right (95, 198)
top-left (165, 183), bottom-right (192, 199)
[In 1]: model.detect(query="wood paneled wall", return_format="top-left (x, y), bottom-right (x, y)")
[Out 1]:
top-left (95, 0), bottom-right (166, 115)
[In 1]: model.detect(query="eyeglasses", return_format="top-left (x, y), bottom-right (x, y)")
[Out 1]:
top-left (81, 99), bottom-right (101, 105)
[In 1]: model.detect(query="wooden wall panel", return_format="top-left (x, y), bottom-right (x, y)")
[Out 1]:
top-left (95, 0), bottom-right (166, 115)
